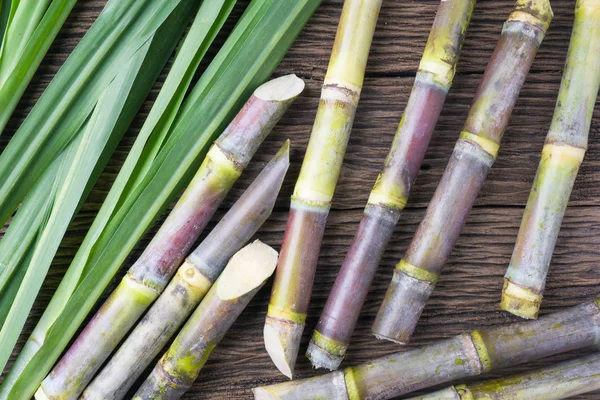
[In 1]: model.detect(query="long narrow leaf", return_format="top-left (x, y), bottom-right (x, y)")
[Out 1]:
top-left (1, 0), bottom-right (321, 397)
top-left (0, 0), bottom-right (78, 133)
top-left (0, 0), bottom-right (53, 83)
top-left (0, 38), bottom-right (154, 372)
top-left (0, 0), bottom-right (189, 228)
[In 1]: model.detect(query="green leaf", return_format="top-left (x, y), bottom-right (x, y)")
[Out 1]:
top-left (0, 0), bottom-right (77, 133)
top-left (0, 0), bottom-right (188, 228)
top-left (0, 38), bottom-right (152, 372)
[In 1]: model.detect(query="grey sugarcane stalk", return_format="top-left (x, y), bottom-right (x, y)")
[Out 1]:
top-left (502, 0), bottom-right (600, 319)
top-left (372, 0), bottom-right (553, 344)
top-left (306, 0), bottom-right (476, 371)
top-left (36, 75), bottom-right (303, 400)
top-left (78, 142), bottom-right (291, 400)
top-left (265, 0), bottom-right (382, 378)
top-left (253, 299), bottom-right (600, 400)
top-left (133, 240), bottom-right (279, 400)
top-left (411, 353), bottom-right (600, 400)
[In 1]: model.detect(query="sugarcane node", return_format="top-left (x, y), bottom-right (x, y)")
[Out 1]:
top-left (177, 260), bottom-right (212, 292)
top-left (500, 279), bottom-right (543, 319)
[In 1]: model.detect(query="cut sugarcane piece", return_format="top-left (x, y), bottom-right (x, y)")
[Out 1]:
top-left (502, 0), bottom-right (600, 319)
top-left (265, 0), bottom-right (383, 378)
top-left (372, 0), bottom-right (553, 344)
top-left (254, 299), bottom-right (600, 400)
top-left (306, 0), bottom-right (476, 370)
top-left (81, 142), bottom-right (290, 400)
top-left (37, 74), bottom-right (302, 400)
top-left (133, 240), bottom-right (278, 400)
top-left (410, 353), bottom-right (600, 400)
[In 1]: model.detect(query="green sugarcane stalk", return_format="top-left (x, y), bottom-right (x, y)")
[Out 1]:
top-left (80, 142), bottom-right (290, 400)
top-left (253, 299), bottom-right (600, 400)
top-left (411, 353), bottom-right (600, 400)
top-left (133, 240), bottom-right (279, 400)
top-left (306, 0), bottom-right (476, 371)
top-left (37, 76), bottom-right (302, 400)
top-left (372, 0), bottom-right (553, 344)
top-left (265, 0), bottom-right (383, 379)
top-left (502, 0), bottom-right (600, 319)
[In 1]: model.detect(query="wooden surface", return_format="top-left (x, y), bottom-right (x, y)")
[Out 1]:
top-left (2, 0), bottom-right (600, 399)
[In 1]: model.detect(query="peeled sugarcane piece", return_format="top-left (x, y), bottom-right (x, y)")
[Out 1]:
top-left (372, 0), bottom-right (553, 344)
top-left (37, 76), bottom-right (302, 400)
top-left (306, 0), bottom-right (476, 371)
top-left (411, 353), bottom-right (600, 400)
top-left (133, 240), bottom-right (278, 400)
top-left (502, 0), bottom-right (600, 319)
top-left (80, 142), bottom-right (290, 400)
top-left (265, 0), bottom-right (382, 379)
top-left (253, 299), bottom-right (600, 400)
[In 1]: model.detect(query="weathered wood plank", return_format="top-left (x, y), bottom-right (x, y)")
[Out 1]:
top-left (1, 0), bottom-right (599, 399)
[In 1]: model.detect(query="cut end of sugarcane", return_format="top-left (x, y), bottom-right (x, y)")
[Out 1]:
top-left (254, 74), bottom-right (305, 102)
top-left (275, 139), bottom-right (291, 161)
top-left (306, 340), bottom-right (344, 371)
top-left (252, 387), bottom-right (281, 400)
top-left (264, 317), bottom-right (304, 379)
top-left (217, 240), bottom-right (278, 301)
top-left (500, 279), bottom-right (542, 319)
top-left (372, 332), bottom-right (409, 345)
top-left (34, 387), bottom-right (49, 400)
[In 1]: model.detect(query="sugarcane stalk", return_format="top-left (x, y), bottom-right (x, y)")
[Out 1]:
top-left (80, 141), bottom-right (290, 400)
top-left (132, 240), bottom-right (279, 400)
top-left (265, 0), bottom-right (382, 378)
top-left (502, 0), bottom-right (600, 319)
top-left (306, 0), bottom-right (476, 371)
top-left (253, 299), bottom-right (600, 400)
top-left (37, 76), bottom-right (302, 400)
top-left (372, 0), bottom-right (553, 344)
top-left (411, 353), bottom-right (600, 400)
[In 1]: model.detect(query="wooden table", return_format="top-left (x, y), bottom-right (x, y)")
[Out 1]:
top-left (2, 0), bottom-right (599, 399)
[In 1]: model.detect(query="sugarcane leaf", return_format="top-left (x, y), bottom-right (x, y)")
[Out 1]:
top-left (0, 0), bottom-right (76, 134)
top-left (0, 0), bottom-right (12, 53)
top-left (0, 239), bottom-right (35, 328)
top-left (0, 157), bottom-right (62, 294)
top-left (113, 0), bottom-right (238, 218)
top-left (0, 0), bottom-right (52, 84)
top-left (0, 0), bottom-right (188, 227)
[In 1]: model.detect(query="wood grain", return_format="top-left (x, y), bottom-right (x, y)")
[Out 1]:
top-left (2, 0), bottom-right (600, 399)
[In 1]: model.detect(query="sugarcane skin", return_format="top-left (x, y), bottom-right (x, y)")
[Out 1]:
top-left (307, 0), bottom-right (477, 370)
top-left (137, 266), bottom-right (270, 398)
top-left (256, 300), bottom-right (600, 400)
top-left (502, 0), bottom-right (600, 319)
top-left (372, 0), bottom-right (553, 344)
top-left (501, 149), bottom-right (586, 320)
top-left (265, 2), bottom-right (382, 378)
top-left (444, 353), bottom-right (600, 400)
top-left (84, 144), bottom-right (290, 399)
top-left (368, 0), bottom-right (475, 209)
top-left (294, 0), bottom-right (381, 204)
top-left (131, 144), bottom-right (242, 291)
top-left (36, 143), bottom-right (242, 400)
